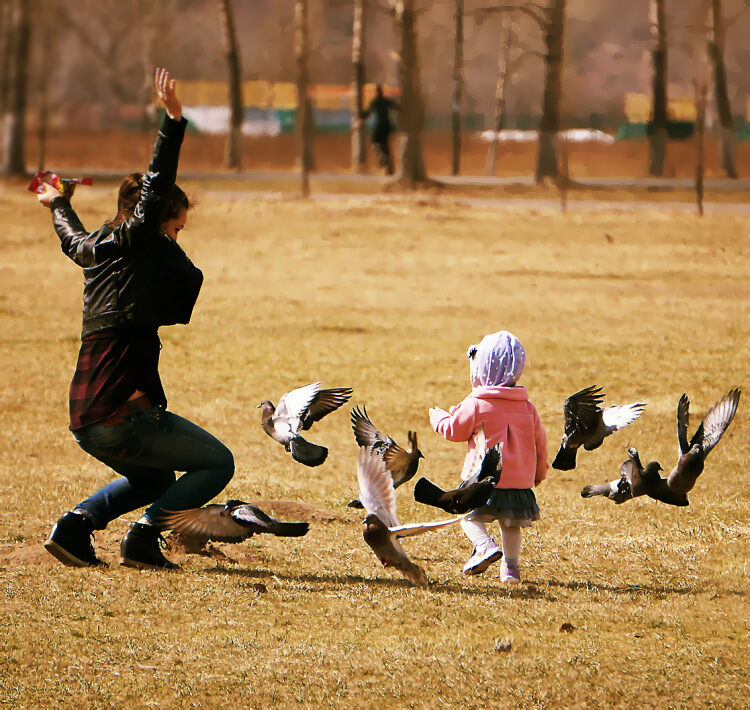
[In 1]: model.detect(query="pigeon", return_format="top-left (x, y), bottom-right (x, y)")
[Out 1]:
top-left (664, 388), bottom-right (741, 501)
top-left (414, 425), bottom-right (503, 514)
top-left (347, 405), bottom-right (424, 508)
top-left (260, 382), bottom-right (353, 467)
top-left (552, 385), bottom-right (646, 470)
top-left (157, 500), bottom-right (310, 547)
top-left (581, 447), bottom-right (665, 504)
top-left (357, 446), bottom-right (466, 587)
top-left (581, 388), bottom-right (740, 506)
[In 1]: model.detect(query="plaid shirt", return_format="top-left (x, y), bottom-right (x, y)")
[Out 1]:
top-left (69, 327), bottom-right (167, 430)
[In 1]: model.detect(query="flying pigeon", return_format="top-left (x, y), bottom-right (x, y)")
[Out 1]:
top-left (357, 446), bottom-right (466, 587)
top-left (580, 447), bottom-right (665, 504)
top-left (347, 405), bottom-right (424, 507)
top-left (663, 388), bottom-right (741, 502)
top-left (260, 382), bottom-right (353, 467)
top-left (581, 388), bottom-right (740, 506)
top-left (157, 500), bottom-right (310, 547)
top-left (413, 425), bottom-right (503, 514)
top-left (552, 385), bottom-right (646, 470)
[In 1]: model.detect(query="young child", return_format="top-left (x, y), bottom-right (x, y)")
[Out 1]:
top-left (429, 331), bottom-right (547, 583)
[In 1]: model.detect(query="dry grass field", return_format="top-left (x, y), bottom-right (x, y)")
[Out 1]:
top-left (0, 181), bottom-right (748, 708)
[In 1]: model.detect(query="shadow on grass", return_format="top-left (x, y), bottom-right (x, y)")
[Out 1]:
top-left (536, 577), bottom-right (699, 598)
top-left (200, 564), bottom-right (560, 599)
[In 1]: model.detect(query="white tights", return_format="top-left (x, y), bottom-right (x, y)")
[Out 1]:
top-left (460, 517), bottom-right (522, 564)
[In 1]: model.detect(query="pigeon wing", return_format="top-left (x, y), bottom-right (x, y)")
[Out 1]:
top-left (350, 405), bottom-right (388, 449)
top-left (300, 387), bottom-right (353, 430)
top-left (357, 446), bottom-right (400, 528)
top-left (461, 425), bottom-right (487, 483)
top-left (697, 388), bottom-right (741, 457)
top-left (676, 393), bottom-right (690, 455)
top-left (563, 385), bottom-right (604, 434)
top-left (601, 402), bottom-right (647, 431)
top-left (159, 505), bottom-right (252, 544)
top-left (275, 382), bottom-right (321, 430)
top-left (390, 514), bottom-right (468, 539)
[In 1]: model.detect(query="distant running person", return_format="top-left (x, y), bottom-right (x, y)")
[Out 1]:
top-left (36, 68), bottom-right (234, 570)
top-left (360, 84), bottom-right (399, 175)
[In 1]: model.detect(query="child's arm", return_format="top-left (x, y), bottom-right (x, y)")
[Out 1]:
top-left (429, 398), bottom-right (477, 442)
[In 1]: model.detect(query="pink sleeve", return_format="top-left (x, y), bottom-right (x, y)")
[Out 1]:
top-left (430, 397), bottom-right (477, 442)
top-left (532, 404), bottom-right (548, 485)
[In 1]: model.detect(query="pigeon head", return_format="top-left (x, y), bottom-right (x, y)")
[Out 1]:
top-left (258, 400), bottom-right (275, 415)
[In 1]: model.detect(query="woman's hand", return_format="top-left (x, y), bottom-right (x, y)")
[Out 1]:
top-left (155, 67), bottom-right (182, 120)
top-left (36, 182), bottom-right (61, 207)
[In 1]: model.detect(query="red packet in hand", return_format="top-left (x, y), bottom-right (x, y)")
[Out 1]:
top-left (28, 171), bottom-right (93, 200)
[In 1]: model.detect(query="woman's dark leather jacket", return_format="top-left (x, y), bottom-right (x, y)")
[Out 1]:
top-left (50, 115), bottom-right (203, 337)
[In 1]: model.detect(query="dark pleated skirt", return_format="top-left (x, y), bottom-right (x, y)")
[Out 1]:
top-left (472, 488), bottom-right (540, 528)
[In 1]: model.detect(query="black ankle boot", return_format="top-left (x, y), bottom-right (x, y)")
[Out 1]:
top-left (44, 511), bottom-right (107, 567)
top-left (120, 522), bottom-right (179, 570)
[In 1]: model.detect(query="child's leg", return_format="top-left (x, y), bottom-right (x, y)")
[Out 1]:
top-left (499, 524), bottom-right (522, 583)
top-left (499, 525), bottom-right (521, 562)
top-left (460, 515), bottom-right (502, 575)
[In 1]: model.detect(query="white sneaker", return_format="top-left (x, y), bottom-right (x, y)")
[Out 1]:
top-left (463, 543), bottom-right (502, 575)
top-left (500, 559), bottom-right (521, 584)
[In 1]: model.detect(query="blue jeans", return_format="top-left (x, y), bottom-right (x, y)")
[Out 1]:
top-left (72, 406), bottom-right (234, 529)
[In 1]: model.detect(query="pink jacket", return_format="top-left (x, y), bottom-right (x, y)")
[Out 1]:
top-left (430, 385), bottom-right (548, 489)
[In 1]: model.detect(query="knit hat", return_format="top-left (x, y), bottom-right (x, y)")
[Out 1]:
top-left (468, 330), bottom-right (526, 387)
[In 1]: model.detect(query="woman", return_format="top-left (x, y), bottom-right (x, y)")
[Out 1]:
top-left (37, 68), bottom-right (234, 570)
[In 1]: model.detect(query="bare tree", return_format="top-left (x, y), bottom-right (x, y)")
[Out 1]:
top-left (218, 0), bottom-right (242, 170)
top-left (648, 0), bottom-right (668, 176)
top-left (535, 0), bottom-right (565, 182)
top-left (1, 0), bottom-right (30, 177)
top-left (295, 0), bottom-right (313, 196)
top-left (694, 76), bottom-right (707, 216)
top-left (479, 1), bottom-right (566, 184)
top-left (707, 0), bottom-right (737, 178)
top-left (391, 0), bottom-right (429, 187)
top-left (36, 0), bottom-right (52, 171)
top-left (451, 0), bottom-right (464, 175)
top-left (351, 0), bottom-right (368, 172)
top-left (486, 13), bottom-right (513, 176)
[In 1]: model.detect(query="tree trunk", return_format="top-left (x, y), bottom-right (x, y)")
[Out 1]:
top-left (218, 0), bottom-right (242, 170)
top-left (140, 0), bottom-right (158, 133)
top-left (451, 0), bottom-right (464, 176)
top-left (295, 0), bottom-right (312, 196)
top-left (351, 0), bottom-right (367, 172)
top-left (486, 14), bottom-right (512, 176)
top-left (707, 0), bottom-right (736, 178)
top-left (392, 0), bottom-right (428, 188)
top-left (535, 0), bottom-right (565, 184)
top-left (648, 0), bottom-right (667, 177)
top-left (36, 1), bottom-right (51, 171)
top-left (1, 0), bottom-right (30, 177)
top-left (694, 78), bottom-right (707, 216)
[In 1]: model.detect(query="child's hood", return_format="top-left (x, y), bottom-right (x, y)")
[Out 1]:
top-left (470, 385), bottom-right (529, 401)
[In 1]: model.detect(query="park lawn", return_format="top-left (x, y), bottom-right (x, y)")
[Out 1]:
top-left (0, 185), bottom-right (748, 708)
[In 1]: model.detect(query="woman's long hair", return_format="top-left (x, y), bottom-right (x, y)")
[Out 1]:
top-left (107, 172), bottom-right (190, 228)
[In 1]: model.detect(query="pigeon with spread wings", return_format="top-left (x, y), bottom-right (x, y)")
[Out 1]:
top-left (413, 425), bottom-right (503, 514)
top-left (552, 385), bottom-right (646, 470)
top-left (348, 405), bottom-right (424, 507)
top-left (157, 500), bottom-right (310, 548)
top-left (357, 446), bottom-right (465, 587)
top-left (581, 388), bottom-right (740, 506)
top-left (260, 383), bottom-right (352, 467)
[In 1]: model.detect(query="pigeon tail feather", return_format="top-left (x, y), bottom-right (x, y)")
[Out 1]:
top-left (413, 477), bottom-right (451, 512)
top-left (289, 437), bottom-right (328, 467)
top-left (266, 520), bottom-right (310, 537)
top-left (552, 445), bottom-right (577, 471)
top-left (580, 483), bottom-right (611, 498)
